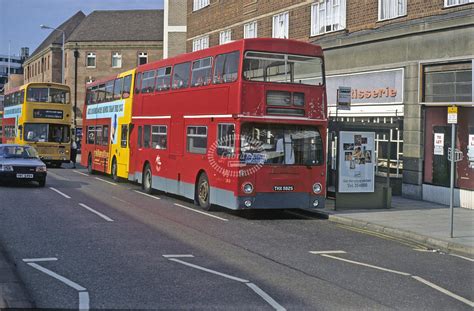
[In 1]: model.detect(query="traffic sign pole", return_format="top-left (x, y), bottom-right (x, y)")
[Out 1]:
top-left (449, 123), bottom-right (455, 238)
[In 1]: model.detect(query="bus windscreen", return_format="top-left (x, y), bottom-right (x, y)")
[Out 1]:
top-left (243, 51), bottom-right (324, 86)
top-left (24, 123), bottom-right (71, 143)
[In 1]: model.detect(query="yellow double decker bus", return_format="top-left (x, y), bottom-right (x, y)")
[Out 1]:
top-left (80, 69), bottom-right (134, 180)
top-left (2, 83), bottom-right (72, 167)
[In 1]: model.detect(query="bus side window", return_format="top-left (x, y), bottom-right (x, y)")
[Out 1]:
top-left (87, 126), bottom-right (95, 144)
top-left (134, 73), bottom-right (142, 95)
top-left (102, 125), bottom-right (109, 146)
top-left (113, 78), bottom-right (123, 100)
top-left (144, 125), bottom-right (151, 148)
top-left (121, 125), bottom-right (128, 148)
top-left (213, 51), bottom-right (240, 84)
top-left (122, 75), bottom-right (132, 98)
top-left (172, 62), bottom-right (191, 90)
top-left (105, 81), bottom-right (114, 101)
top-left (138, 126), bottom-right (143, 148)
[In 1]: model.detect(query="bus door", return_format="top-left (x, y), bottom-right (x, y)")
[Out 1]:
top-left (168, 117), bottom-right (184, 193)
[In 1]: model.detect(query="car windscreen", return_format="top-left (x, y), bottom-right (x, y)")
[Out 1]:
top-left (0, 146), bottom-right (39, 159)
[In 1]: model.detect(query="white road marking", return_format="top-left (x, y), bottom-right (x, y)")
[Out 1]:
top-left (163, 254), bottom-right (195, 258)
top-left (23, 258), bottom-right (58, 263)
top-left (94, 177), bottom-right (117, 186)
top-left (246, 282), bottom-right (287, 311)
top-left (168, 258), bottom-right (249, 283)
top-left (320, 254), bottom-right (411, 276)
top-left (173, 203), bottom-right (229, 222)
top-left (112, 196), bottom-right (129, 204)
top-left (73, 170), bottom-right (89, 177)
top-left (413, 248), bottom-right (438, 253)
top-left (166, 256), bottom-right (285, 310)
top-left (49, 187), bottom-right (71, 199)
top-left (449, 254), bottom-right (474, 262)
top-left (78, 203), bottom-right (114, 222)
top-left (79, 291), bottom-right (90, 311)
top-left (310, 250), bottom-right (347, 255)
top-left (412, 276), bottom-right (474, 307)
top-left (26, 262), bottom-right (86, 291)
top-left (133, 190), bottom-right (161, 200)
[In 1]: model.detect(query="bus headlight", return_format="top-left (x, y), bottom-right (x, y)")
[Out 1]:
top-left (242, 182), bottom-right (254, 194)
top-left (313, 183), bottom-right (322, 194)
top-left (36, 166), bottom-right (47, 172)
top-left (0, 165), bottom-right (13, 172)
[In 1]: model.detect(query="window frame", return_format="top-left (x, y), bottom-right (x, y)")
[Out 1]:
top-left (86, 52), bottom-right (96, 68)
top-left (151, 125), bottom-right (168, 150)
top-left (193, 0), bottom-right (210, 11)
top-left (244, 21), bottom-right (258, 39)
top-left (192, 36), bottom-right (209, 52)
top-left (186, 126), bottom-right (208, 154)
top-left (310, 0), bottom-right (347, 36)
top-left (138, 52), bottom-right (148, 66)
top-left (112, 52), bottom-right (122, 68)
top-left (378, 0), bottom-right (407, 21)
top-left (444, 0), bottom-right (474, 7)
top-left (272, 11), bottom-right (289, 39)
top-left (219, 29), bottom-right (232, 45)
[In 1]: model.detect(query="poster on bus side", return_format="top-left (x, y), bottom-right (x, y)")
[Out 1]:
top-left (339, 131), bottom-right (375, 193)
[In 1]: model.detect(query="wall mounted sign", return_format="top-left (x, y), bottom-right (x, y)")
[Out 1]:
top-left (434, 133), bottom-right (444, 156)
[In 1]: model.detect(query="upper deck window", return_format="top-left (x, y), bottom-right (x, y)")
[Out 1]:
top-left (105, 80), bottom-right (114, 101)
top-left (122, 75), bottom-right (132, 98)
top-left (243, 51), bottom-right (324, 86)
top-left (155, 67), bottom-right (172, 92)
top-left (141, 70), bottom-right (156, 93)
top-left (96, 84), bottom-right (106, 103)
top-left (213, 51), bottom-right (240, 84)
top-left (113, 77), bottom-right (123, 100)
top-left (172, 62), bottom-right (191, 90)
top-left (191, 57), bottom-right (213, 87)
top-left (27, 87), bottom-right (69, 104)
top-left (4, 90), bottom-right (24, 107)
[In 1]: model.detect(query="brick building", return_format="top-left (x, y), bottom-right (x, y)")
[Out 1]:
top-left (187, 0), bottom-right (474, 208)
top-left (24, 3), bottom-right (188, 127)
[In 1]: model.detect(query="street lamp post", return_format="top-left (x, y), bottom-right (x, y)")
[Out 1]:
top-left (40, 24), bottom-right (65, 84)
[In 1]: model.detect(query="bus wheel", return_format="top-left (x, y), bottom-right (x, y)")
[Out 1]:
top-left (142, 164), bottom-right (153, 194)
top-left (111, 158), bottom-right (119, 182)
top-left (197, 173), bottom-right (211, 210)
top-left (87, 154), bottom-right (94, 174)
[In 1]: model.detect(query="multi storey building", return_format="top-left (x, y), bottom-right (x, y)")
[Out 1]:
top-left (0, 51), bottom-right (26, 93)
top-left (187, 0), bottom-right (474, 208)
top-left (24, 3), bottom-right (188, 128)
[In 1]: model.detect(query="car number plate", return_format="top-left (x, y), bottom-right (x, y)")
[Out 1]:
top-left (16, 174), bottom-right (34, 179)
top-left (273, 185), bottom-right (294, 191)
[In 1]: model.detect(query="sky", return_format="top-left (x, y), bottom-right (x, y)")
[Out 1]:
top-left (0, 0), bottom-right (164, 56)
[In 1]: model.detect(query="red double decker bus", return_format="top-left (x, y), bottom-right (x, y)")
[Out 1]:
top-left (129, 38), bottom-right (327, 210)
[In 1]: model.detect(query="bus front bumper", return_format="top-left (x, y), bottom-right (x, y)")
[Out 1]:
top-left (237, 193), bottom-right (325, 210)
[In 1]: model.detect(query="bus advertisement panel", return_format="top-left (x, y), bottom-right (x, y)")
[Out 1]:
top-left (2, 83), bottom-right (72, 167)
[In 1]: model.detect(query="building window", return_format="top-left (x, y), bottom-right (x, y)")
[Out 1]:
top-left (244, 21), bottom-right (258, 39)
top-left (444, 0), bottom-right (473, 7)
top-left (219, 29), bottom-right (232, 44)
top-left (112, 52), bottom-right (122, 68)
top-left (193, 36), bottom-right (209, 52)
top-left (86, 52), bottom-right (96, 68)
top-left (311, 0), bottom-right (346, 36)
top-left (138, 52), bottom-right (148, 65)
top-left (187, 126), bottom-right (208, 154)
top-left (193, 0), bottom-right (210, 11)
top-left (423, 62), bottom-right (472, 103)
top-left (272, 12), bottom-right (289, 39)
top-left (378, 0), bottom-right (407, 21)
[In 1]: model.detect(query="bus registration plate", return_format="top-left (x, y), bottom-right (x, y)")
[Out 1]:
top-left (273, 185), bottom-right (294, 191)
top-left (16, 174), bottom-right (34, 179)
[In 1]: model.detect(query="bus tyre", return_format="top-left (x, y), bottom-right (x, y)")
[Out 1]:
top-left (143, 164), bottom-right (153, 194)
top-left (38, 178), bottom-right (46, 187)
top-left (87, 154), bottom-right (94, 174)
top-left (197, 173), bottom-right (211, 211)
top-left (111, 158), bottom-right (119, 182)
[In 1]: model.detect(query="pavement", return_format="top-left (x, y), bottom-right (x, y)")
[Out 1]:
top-left (318, 196), bottom-right (474, 257)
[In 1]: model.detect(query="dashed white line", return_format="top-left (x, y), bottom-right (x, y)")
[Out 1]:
top-left (79, 291), bottom-right (90, 311)
top-left (320, 254), bottom-right (411, 276)
top-left (26, 262), bottom-right (86, 291)
top-left (173, 203), bottom-right (229, 222)
top-left (412, 276), bottom-right (474, 307)
top-left (167, 258), bottom-right (249, 283)
top-left (73, 170), bottom-right (89, 177)
top-left (163, 254), bottom-right (195, 258)
top-left (23, 258), bottom-right (58, 263)
top-left (49, 187), bottom-right (71, 199)
top-left (94, 177), bottom-right (117, 186)
top-left (310, 250), bottom-right (347, 255)
top-left (78, 203), bottom-right (114, 222)
top-left (133, 190), bottom-right (161, 200)
top-left (246, 282), bottom-right (286, 311)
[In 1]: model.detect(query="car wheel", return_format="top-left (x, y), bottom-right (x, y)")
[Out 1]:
top-left (142, 164), bottom-right (153, 194)
top-left (111, 158), bottom-right (119, 182)
top-left (197, 173), bottom-right (212, 211)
